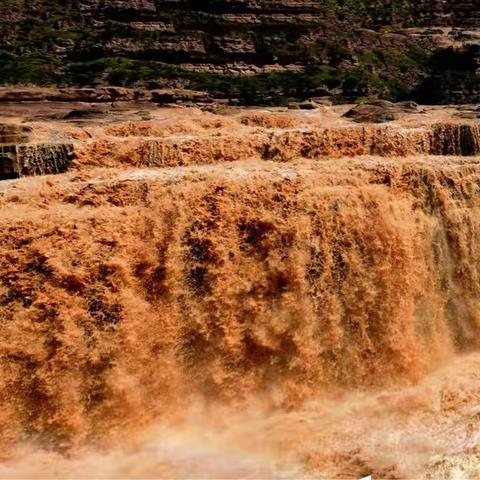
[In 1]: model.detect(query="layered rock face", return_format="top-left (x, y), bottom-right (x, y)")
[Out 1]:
top-left (0, 1), bottom-right (480, 103)
top-left (0, 124), bottom-right (73, 180)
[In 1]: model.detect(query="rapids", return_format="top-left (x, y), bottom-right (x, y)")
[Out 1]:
top-left (2, 105), bottom-right (480, 478)
top-left (1, 154), bottom-right (480, 477)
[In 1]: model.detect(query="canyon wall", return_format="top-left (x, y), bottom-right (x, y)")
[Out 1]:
top-left (1, 1), bottom-right (480, 103)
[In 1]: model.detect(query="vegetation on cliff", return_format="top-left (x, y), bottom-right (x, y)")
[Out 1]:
top-left (0, 0), bottom-right (478, 104)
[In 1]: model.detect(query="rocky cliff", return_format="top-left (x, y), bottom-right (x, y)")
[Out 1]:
top-left (1, 0), bottom-right (480, 104)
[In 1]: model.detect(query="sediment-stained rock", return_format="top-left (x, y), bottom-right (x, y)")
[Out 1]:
top-left (343, 101), bottom-right (425, 124)
top-left (0, 142), bottom-right (74, 180)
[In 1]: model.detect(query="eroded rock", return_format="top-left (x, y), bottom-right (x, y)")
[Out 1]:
top-left (344, 101), bottom-right (424, 123)
top-left (0, 122), bottom-right (73, 180)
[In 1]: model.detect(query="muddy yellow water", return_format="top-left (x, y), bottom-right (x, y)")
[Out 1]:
top-left (1, 156), bottom-right (480, 478)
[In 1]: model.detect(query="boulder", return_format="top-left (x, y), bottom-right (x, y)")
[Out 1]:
top-left (288, 102), bottom-right (301, 110)
top-left (344, 100), bottom-right (424, 123)
top-left (150, 89), bottom-right (212, 104)
top-left (62, 106), bottom-right (110, 120)
top-left (298, 100), bottom-right (318, 110)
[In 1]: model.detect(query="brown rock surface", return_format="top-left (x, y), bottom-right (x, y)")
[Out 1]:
top-left (344, 100), bottom-right (425, 124)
